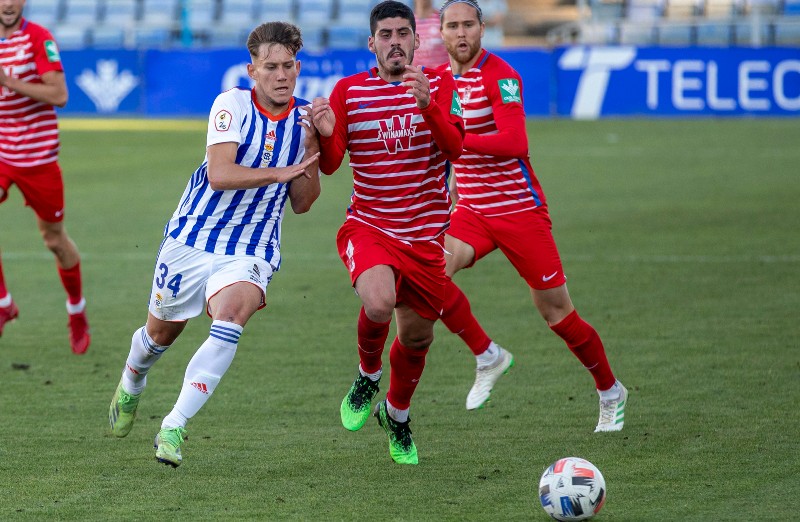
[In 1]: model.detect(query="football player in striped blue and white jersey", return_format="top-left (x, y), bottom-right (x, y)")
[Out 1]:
top-left (108, 21), bottom-right (327, 467)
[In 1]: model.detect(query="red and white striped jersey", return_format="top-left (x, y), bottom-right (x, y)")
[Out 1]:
top-left (413, 10), bottom-right (449, 69)
top-left (0, 19), bottom-right (63, 168)
top-left (320, 67), bottom-right (464, 242)
top-left (441, 49), bottom-right (546, 217)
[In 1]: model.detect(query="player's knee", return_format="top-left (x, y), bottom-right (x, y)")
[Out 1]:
top-left (362, 297), bottom-right (395, 323)
top-left (41, 230), bottom-right (65, 253)
top-left (398, 332), bottom-right (433, 350)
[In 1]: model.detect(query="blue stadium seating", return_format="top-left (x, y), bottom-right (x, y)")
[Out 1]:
top-left (255, 0), bottom-right (296, 23)
top-left (328, 25), bottom-right (371, 49)
top-left (61, 0), bottom-right (100, 28)
top-left (619, 22), bottom-right (657, 44)
top-left (784, 0), bottom-right (800, 15)
top-left (20, 0), bottom-right (800, 50)
top-left (91, 26), bottom-right (127, 48)
top-left (734, 20), bottom-right (772, 44)
top-left (658, 23), bottom-right (694, 44)
top-left (219, 0), bottom-right (256, 29)
top-left (774, 20), bottom-right (800, 44)
top-left (103, 0), bottom-right (138, 28)
top-left (140, 0), bottom-right (180, 29)
top-left (24, 0), bottom-right (61, 27)
top-left (52, 25), bottom-right (90, 49)
top-left (696, 22), bottom-right (733, 45)
top-left (296, 0), bottom-right (335, 26)
top-left (132, 26), bottom-right (173, 48)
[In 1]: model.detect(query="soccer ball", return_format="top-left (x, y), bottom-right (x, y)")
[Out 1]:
top-left (538, 457), bottom-right (606, 521)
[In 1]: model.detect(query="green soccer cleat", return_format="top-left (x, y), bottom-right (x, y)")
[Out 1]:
top-left (374, 400), bottom-right (418, 465)
top-left (109, 380), bottom-right (141, 438)
top-left (154, 427), bottom-right (188, 468)
top-left (340, 372), bottom-right (380, 431)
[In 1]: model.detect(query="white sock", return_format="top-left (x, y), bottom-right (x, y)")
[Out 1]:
top-left (386, 398), bottom-right (409, 423)
top-left (162, 320), bottom-right (242, 429)
top-left (0, 293), bottom-right (11, 307)
top-left (121, 326), bottom-right (170, 395)
top-left (598, 380), bottom-right (622, 401)
top-left (476, 341), bottom-right (500, 368)
top-left (66, 297), bottom-right (86, 315)
top-left (359, 365), bottom-right (382, 382)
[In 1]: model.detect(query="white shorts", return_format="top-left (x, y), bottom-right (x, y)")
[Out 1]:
top-left (148, 237), bottom-right (274, 321)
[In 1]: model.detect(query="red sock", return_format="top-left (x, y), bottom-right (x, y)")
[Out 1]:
top-left (58, 262), bottom-right (83, 306)
top-left (550, 310), bottom-right (615, 391)
top-left (357, 307), bottom-right (390, 374)
top-left (386, 338), bottom-right (428, 410)
top-left (0, 254), bottom-right (8, 298)
top-left (441, 278), bottom-right (491, 356)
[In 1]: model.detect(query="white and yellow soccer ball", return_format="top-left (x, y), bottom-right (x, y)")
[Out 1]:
top-left (538, 457), bottom-right (606, 521)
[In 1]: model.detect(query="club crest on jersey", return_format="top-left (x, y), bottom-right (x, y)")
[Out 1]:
top-left (44, 40), bottom-right (60, 63)
top-left (460, 85), bottom-right (472, 106)
top-left (264, 129), bottom-right (276, 152)
top-left (215, 110), bottom-right (232, 131)
top-left (377, 114), bottom-right (416, 154)
top-left (499, 78), bottom-right (521, 103)
top-left (451, 91), bottom-right (463, 117)
top-left (261, 130), bottom-right (276, 165)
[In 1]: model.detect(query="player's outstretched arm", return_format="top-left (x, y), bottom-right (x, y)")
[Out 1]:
top-left (207, 142), bottom-right (319, 191)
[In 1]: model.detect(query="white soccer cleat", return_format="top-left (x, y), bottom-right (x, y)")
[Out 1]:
top-left (466, 347), bottom-right (514, 410)
top-left (595, 381), bottom-right (628, 432)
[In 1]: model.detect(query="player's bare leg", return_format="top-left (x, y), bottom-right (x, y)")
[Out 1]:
top-left (38, 218), bottom-right (90, 354)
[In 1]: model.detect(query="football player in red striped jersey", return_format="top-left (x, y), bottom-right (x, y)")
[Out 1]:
top-left (311, 0), bottom-right (465, 464)
top-left (0, 0), bottom-right (90, 354)
top-left (438, 0), bottom-right (628, 432)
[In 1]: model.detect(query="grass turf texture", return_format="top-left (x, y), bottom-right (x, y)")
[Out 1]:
top-left (1, 118), bottom-right (798, 520)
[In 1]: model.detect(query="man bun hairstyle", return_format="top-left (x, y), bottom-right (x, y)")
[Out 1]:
top-left (370, 0), bottom-right (416, 35)
top-left (247, 21), bottom-right (303, 58)
top-left (439, 0), bottom-right (484, 24)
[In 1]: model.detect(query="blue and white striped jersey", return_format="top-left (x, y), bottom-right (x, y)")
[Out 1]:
top-left (164, 88), bottom-right (309, 270)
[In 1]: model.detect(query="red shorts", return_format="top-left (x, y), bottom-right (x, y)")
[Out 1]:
top-left (0, 160), bottom-right (65, 222)
top-left (336, 219), bottom-right (447, 321)
top-left (447, 205), bottom-right (567, 291)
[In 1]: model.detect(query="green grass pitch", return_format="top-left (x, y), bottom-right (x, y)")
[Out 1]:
top-left (1, 118), bottom-right (798, 520)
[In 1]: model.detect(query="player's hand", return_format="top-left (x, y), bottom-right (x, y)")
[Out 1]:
top-left (0, 66), bottom-right (8, 87)
top-left (274, 152), bottom-right (320, 182)
top-left (310, 97), bottom-right (335, 137)
top-left (298, 105), bottom-right (320, 149)
top-left (403, 65), bottom-right (430, 110)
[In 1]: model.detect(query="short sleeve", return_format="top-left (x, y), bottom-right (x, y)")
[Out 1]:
top-left (207, 90), bottom-right (244, 147)
top-left (32, 26), bottom-right (64, 76)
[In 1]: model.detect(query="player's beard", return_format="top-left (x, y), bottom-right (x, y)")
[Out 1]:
top-left (446, 38), bottom-right (481, 67)
top-left (0, 9), bottom-right (21, 29)
top-left (382, 47), bottom-right (412, 77)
